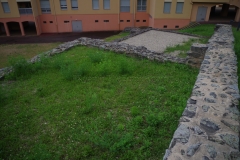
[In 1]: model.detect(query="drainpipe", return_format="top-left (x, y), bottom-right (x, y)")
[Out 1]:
top-left (132, 0), bottom-right (135, 27)
top-left (52, 0), bottom-right (59, 33)
top-left (31, 0), bottom-right (39, 35)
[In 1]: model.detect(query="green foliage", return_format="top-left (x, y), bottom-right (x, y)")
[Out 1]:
top-left (179, 24), bottom-right (215, 37)
top-left (130, 106), bottom-right (140, 117)
top-left (118, 58), bottom-right (134, 75)
top-left (88, 52), bottom-right (104, 63)
top-left (0, 46), bottom-right (199, 160)
top-left (105, 32), bottom-right (130, 42)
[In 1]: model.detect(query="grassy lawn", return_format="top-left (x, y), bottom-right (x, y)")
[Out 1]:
top-left (0, 46), bottom-right (198, 159)
top-left (0, 43), bottom-right (61, 68)
top-left (233, 28), bottom-right (240, 83)
top-left (179, 24), bottom-right (215, 37)
top-left (105, 32), bottom-right (130, 42)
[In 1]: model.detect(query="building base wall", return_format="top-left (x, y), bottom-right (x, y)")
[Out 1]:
top-left (153, 19), bottom-right (190, 29)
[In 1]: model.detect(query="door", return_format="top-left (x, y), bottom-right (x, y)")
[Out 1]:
top-left (196, 7), bottom-right (208, 22)
top-left (72, 20), bottom-right (82, 32)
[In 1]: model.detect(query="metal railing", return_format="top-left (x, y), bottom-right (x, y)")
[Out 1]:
top-left (19, 8), bottom-right (33, 15)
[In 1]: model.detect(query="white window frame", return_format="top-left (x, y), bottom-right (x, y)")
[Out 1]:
top-left (1, 2), bottom-right (10, 13)
top-left (92, 0), bottom-right (99, 10)
top-left (103, 0), bottom-right (110, 10)
top-left (137, 0), bottom-right (146, 12)
top-left (120, 0), bottom-right (130, 12)
top-left (176, 2), bottom-right (184, 14)
top-left (40, 0), bottom-right (51, 13)
top-left (60, 0), bottom-right (67, 10)
top-left (163, 2), bottom-right (171, 14)
top-left (71, 0), bottom-right (78, 10)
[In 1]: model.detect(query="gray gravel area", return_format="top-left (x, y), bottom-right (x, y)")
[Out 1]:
top-left (120, 30), bottom-right (198, 53)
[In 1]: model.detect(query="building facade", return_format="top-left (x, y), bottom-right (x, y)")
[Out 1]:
top-left (0, 0), bottom-right (239, 36)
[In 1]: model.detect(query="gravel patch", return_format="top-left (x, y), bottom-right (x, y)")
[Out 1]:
top-left (120, 30), bottom-right (198, 53)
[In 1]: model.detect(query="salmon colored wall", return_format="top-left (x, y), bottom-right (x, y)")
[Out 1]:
top-left (0, 15), bottom-right (35, 23)
top-left (134, 12), bottom-right (149, 27)
top-left (119, 13), bottom-right (134, 30)
top-left (39, 14), bottom-right (120, 33)
top-left (153, 19), bottom-right (190, 29)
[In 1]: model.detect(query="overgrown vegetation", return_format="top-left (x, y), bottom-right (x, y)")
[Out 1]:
top-left (0, 43), bottom-right (61, 68)
top-left (0, 46), bottom-right (198, 159)
top-left (105, 32), bottom-right (130, 42)
top-left (233, 28), bottom-right (240, 83)
top-left (179, 24), bottom-right (215, 37)
top-left (164, 38), bottom-right (209, 57)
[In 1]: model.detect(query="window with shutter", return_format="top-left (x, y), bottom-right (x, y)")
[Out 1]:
top-left (60, 0), bottom-right (67, 10)
top-left (104, 0), bottom-right (110, 10)
top-left (163, 2), bottom-right (171, 13)
top-left (71, 0), bottom-right (78, 9)
top-left (137, 0), bottom-right (146, 11)
top-left (92, 0), bottom-right (99, 10)
top-left (1, 2), bottom-right (10, 13)
top-left (40, 0), bottom-right (51, 13)
top-left (120, 0), bottom-right (130, 12)
top-left (176, 2), bottom-right (183, 14)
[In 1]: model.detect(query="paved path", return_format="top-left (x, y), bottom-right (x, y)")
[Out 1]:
top-left (120, 30), bottom-right (197, 53)
top-left (0, 31), bottom-right (119, 44)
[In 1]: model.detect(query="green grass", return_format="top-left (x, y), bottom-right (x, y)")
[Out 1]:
top-left (0, 46), bottom-right (198, 159)
top-left (105, 32), bottom-right (130, 42)
top-left (0, 43), bottom-right (61, 68)
top-left (164, 38), bottom-right (209, 58)
top-left (179, 24), bottom-right (215, 37)
top-left (233, 28), bottom-right (240, 84)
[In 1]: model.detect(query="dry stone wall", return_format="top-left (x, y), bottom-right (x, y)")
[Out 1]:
top-left (163, 24), bottom-right (240, 160)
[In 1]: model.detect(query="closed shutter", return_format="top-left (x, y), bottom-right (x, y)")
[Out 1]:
top-left (104, 0), bottom-right (110, 10)
top-left (92, 0), bottom-right (99, 9)
top-left (60, 0), bottom-right (67, 10)
top-left (163, 2), bottom-right (171, 13)
top-left (71, 0), bottom-right (78, 9)
top-left (40, 0), bottom-right (51, 13)
top-left (2, 2), bottom-right (10, 13)
top-left (120, 0), bottom-right (130, 12)
top-left (176, 2), bottom-right (184, 13)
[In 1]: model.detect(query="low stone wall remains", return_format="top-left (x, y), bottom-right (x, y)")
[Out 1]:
top-left (163, 24), bottom-right (240, 160)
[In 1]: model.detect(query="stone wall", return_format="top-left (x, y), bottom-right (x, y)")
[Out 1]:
top-left (163, 24), bottom-right (240, 160)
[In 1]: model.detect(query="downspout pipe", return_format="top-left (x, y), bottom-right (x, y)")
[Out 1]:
top-left (52, 0), bottom-right (59, 33)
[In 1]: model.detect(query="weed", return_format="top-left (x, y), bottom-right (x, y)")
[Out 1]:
top-left (98, 60), bottom-right (113, 76)
top-left (118, 58), bottom-right (133, 75)
top-left (82, 93), bottom-right (98, 114)
top-left (146, 113), bottom-right (160, 127)
top-left (130, 106), bottom-right (140, 117)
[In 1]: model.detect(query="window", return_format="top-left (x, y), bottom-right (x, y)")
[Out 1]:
top-left (104, 20), bottom-right (109, 22)
top-left (92, 0), bottom-right (99, 9)
top-left (120, 0), bottom-right (130, 12)
top-left (120, 20), bottom-right (124, 22)
top-left (164, 25), bottom-right (167, 28)
top-left (71, 0), bottom-right (78, 9)
top-left (175, 25), bottom-right (179, 28)
top-left (64, 21), bottom-right (69, 23)
top-left (50, 21), bottom-right (53, 23)
top-left (137, 0), bottom-right (146, 11)
top-left (143, 20), bottom-right (146, 22)
top-left (176, 2), bottom-right (184, 14)
top-left (163, 2), bottom-right (171, 13)
top-left (1, 2), bottom-right (10, 13)
top-left (104, 0), bottom-right (110, 10)
top-left (136, 20), bottom-right (140, 22)
top-left (127, 20), bottom-right (130, 22)
top-left (43, 21), bottom-right (47, 23)
top-left (95, 20), bottom-right (99, 22)
top-left (60, 0), bottom-right (67, 10)
top-left (40, 0), bottom-right (51, 13)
